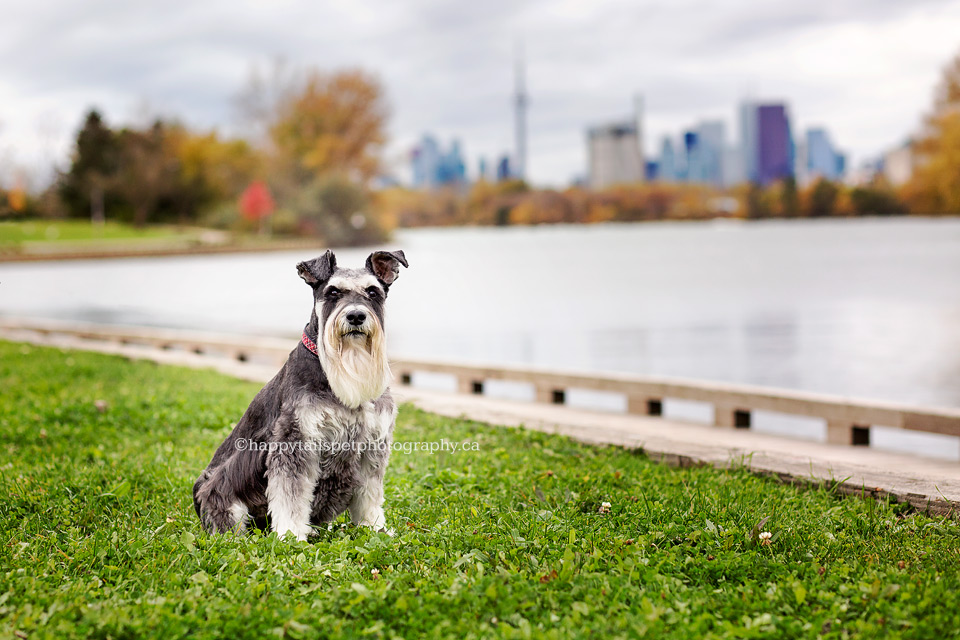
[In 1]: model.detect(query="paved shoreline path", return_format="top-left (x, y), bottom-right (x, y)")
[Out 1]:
top-left (3, 323), bottom-right (958, 516)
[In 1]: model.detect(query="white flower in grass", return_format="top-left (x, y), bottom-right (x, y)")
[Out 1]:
top-left (598, 501), bottom-right (612, 514)
top-left (371, 568), bottom-right (380, 580)
top-left (759, 531), bottom-right (772, 545)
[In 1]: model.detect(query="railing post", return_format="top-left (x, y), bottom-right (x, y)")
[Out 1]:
top-left (827, 421), bottom-right (871, 446)
top-left (715, 405), bottom-right (751, 429)
top-left (536, 385), bottom-right (565, 405)
top-left (628, 394), bottom-right (662, 416)
top-left (458, 377), bottom-right (482, 395)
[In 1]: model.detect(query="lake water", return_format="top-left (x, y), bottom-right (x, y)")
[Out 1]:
top-left (2, 218), bottom-right (959, 456)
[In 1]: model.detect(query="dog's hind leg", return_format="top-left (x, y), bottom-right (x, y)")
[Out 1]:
top-left (193, 468), bottom-right (248, 534)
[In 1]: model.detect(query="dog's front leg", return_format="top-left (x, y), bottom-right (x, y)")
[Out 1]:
top-left (349, 459), bottom-right (388, 533)
top-left (265, 422), bottom-right (318, 541)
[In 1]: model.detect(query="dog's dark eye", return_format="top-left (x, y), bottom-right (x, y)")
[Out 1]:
top-left (365, 287), bottom-right (380, 298)
top-left (325, 287), bottom-right (341, 299)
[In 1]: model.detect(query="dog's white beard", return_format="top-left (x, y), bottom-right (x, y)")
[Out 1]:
top-left (319, 316), bottom-right (391, 409)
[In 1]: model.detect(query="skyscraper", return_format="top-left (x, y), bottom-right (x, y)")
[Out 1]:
top-left (587, 124), bottom-right (644, 188)
top-left (411, 134), bottom-right (467, 189)
top-left (756, 104), bottom-right (793, 186)
top-left (682, 130), bottom-right (700, 182)
top-left (659, 137), bottom-right (677, 182)
top-left (633, 94), bottom-right (645, 177)
top-left (411, 135), bottom-right (440, 188)
top-left (739, 102), bottom-right (759, 183)
top-left (803, 128), bottom-right (844, 183)
top-left (496, 155), bottom-right (512, 182)
top-left (721, 146), bottom-right (744, 187)
top-left (696, 121), bottom-right (725, 187)
top-left (586, 97), bottom-right (645, 189)
top-left (653, 122), bottom-right (738, 186)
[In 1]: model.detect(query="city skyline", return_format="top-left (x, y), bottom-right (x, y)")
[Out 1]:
top-left (414, 96), bottom-right (847, 191)
top-left (1, 0), bottom-right (960, 188)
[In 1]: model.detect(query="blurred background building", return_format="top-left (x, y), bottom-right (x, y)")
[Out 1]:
top-left (645, 99), bottom-right (820, 189)
top-left (587, 96), bottom-right (645, 189)
top-left (796, 128), bottom-right (846, 186)
top-left (411, 135), bottom-right (467, 189)
top-left (881, 142), bottom-right (916, 187)
top-left (754, 104), bottom-right (794, 186)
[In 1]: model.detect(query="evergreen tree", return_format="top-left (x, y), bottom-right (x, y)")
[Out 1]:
top-left (59, 110), bottom-right (120, 222)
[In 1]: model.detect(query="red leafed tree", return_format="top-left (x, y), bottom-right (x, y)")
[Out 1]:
top-left (239, 180), bottom-right (275, 234)
top-left (239, 180), bottom-right (275, 220)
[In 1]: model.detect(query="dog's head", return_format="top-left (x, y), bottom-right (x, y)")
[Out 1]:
top-left (297, 250), bottom-right (408, 407)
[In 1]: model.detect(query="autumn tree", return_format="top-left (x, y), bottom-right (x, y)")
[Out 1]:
top-left (269, 69), bottom-right (388, 186)
top-left (780, 176), bottom-right (799, 218)
top-left (905, 49), bottom-right (960, 213)
top-left (168, 127), bottom-right (262, 220)
top-left (850, 185), bottom-right (907, 216)
top-left (807, 178), bottom-right (839, 217)
top-left (744, 182), bottom-right (769, 219)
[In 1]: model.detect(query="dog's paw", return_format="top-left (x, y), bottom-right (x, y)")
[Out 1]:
top-left (354, 507), bottom-right (387, 531)
top-left (274, 524), bottom-right (311, 542)
top-left (378, 527), bottom-right (395, 537)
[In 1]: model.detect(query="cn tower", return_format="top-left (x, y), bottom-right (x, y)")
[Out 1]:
top-left (514, 43), bottom-right (527, 181)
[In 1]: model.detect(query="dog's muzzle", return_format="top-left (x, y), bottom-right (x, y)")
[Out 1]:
top-left (338, 306), bottom-right (374, 339)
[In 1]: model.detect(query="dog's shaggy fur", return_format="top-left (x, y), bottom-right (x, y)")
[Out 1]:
top-left (193, 249), bottom-right (408, 540)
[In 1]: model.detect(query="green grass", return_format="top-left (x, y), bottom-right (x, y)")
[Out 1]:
top-left (0, 220), bottom-right (193, 248)
top-left (1, 341), bottom-right (959, 639)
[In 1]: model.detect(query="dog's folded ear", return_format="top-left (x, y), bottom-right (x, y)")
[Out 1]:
top-left (365, 250), bottom-right (408, 285)
top-left (297, 250), bottom-right (337, 286)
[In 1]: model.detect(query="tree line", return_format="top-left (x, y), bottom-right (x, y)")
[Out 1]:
top-left (3, 66), bottom-right (392, 246)
top-left (3, 48), bottom-right (959, 232)
top-left (377, 48), bottom-right (960, 228)
top-left (373, 176), bottom-right (912, 230)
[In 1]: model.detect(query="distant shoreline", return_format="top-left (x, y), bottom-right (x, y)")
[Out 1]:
top-left (0, 238), bottom-right (325, 263)
top-left (2, 214), bottom-right (957, 263)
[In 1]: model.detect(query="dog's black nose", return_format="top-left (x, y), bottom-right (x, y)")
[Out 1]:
top-left (346, 310), bottom-right (366, 326)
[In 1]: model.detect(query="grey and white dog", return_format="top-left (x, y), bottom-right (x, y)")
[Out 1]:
top-left (193, 249), bottom-right (408, 540)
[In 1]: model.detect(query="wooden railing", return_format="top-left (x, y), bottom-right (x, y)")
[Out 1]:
top-left (4, 318), bottom-right (959, 447)
top-left (391, 360), bottom-right (960, 446)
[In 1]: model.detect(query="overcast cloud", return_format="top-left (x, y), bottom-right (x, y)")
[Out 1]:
top-left (1, 0), bottom-right (959, 187)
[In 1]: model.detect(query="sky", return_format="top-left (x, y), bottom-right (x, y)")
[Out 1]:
top-left (1, 0), bottom-right (959, 188)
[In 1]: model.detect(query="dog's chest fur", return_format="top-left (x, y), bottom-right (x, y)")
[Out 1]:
top-left (294, 397), bottom-right (394, 476)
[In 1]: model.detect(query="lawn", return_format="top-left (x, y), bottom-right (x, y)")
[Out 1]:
top-left (0, 220), bottom-right (194, 248)
top-left (1, 341), bottom-right (959, 639)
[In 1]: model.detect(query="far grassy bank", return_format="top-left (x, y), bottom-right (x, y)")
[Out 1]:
top-left (0, 220), bottom-right (322, 262)
top-left (1, 341), bottom-right (959, 638)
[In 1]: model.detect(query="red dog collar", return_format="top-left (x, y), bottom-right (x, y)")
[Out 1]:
top-left (301, 332), bottom-right (319, 356)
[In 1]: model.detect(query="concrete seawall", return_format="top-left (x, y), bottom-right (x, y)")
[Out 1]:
top-left (2, 317), bottom-right (958, 516)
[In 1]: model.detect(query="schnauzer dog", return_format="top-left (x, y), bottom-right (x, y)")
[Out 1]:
top-left (193, 249), bottom-right (408, 540)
